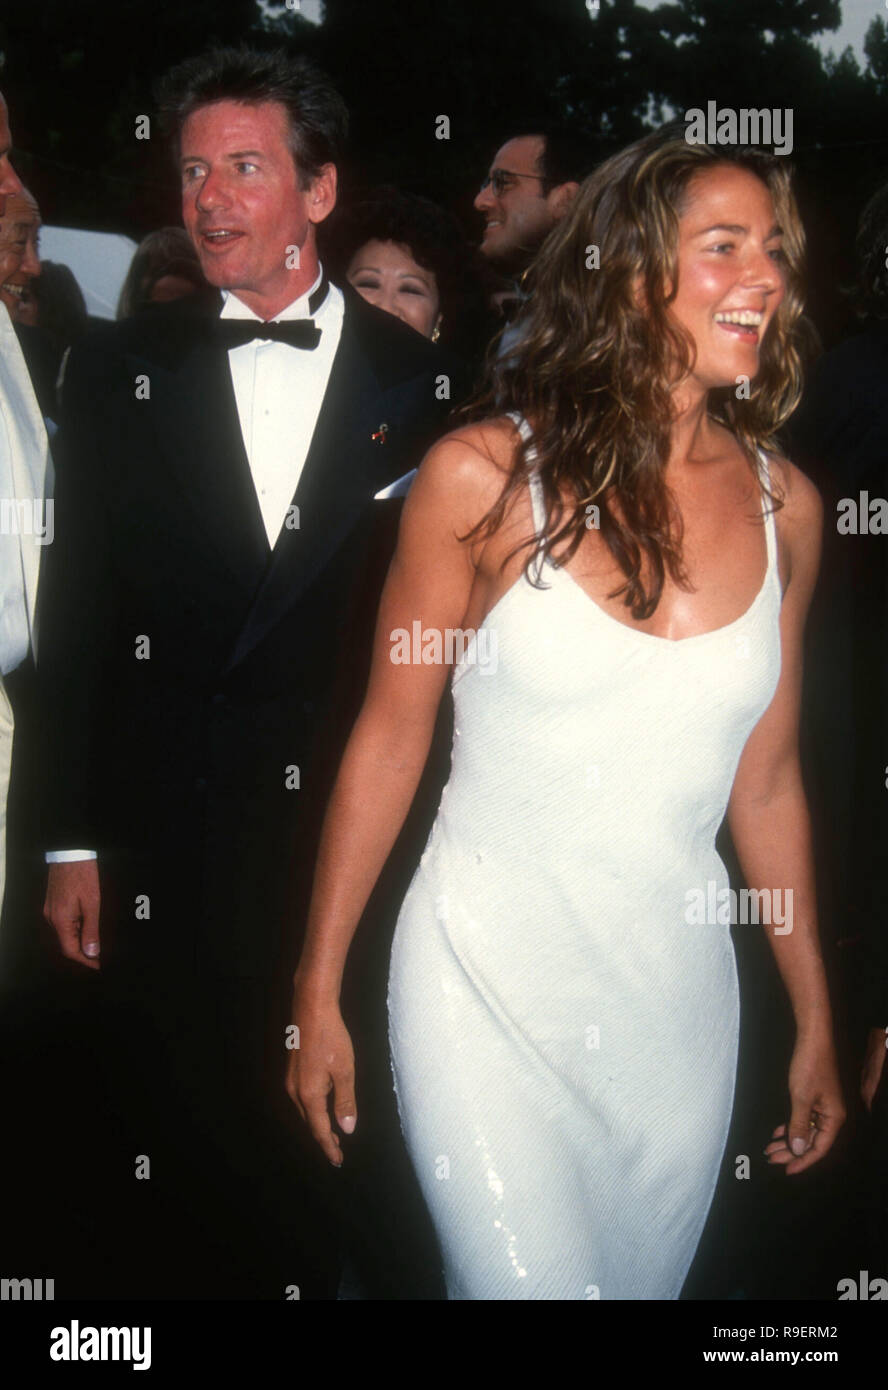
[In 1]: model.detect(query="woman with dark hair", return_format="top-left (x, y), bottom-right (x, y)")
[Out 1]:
top-left (116, 226), bottom-right (216, 318)
top-left (286, 126), bottom-right (844, 1299)
top-left (324, 186), bottom-right (489, 360)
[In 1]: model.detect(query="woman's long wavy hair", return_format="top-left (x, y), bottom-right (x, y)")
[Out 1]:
top-left (464, 124), bottom-right (807, 619)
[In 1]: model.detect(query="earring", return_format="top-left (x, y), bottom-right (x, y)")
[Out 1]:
top-left (431, 319), bottom-right (442, 343)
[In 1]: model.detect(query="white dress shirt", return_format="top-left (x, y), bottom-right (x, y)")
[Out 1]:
top-left (221, 266), bottom-right (345, 545)
top-left (47, 267), bottom-right (344, 864)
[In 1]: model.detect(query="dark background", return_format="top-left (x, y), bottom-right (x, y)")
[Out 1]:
top-left (2, 0), bottom-right (887, 346)
top-left (0, 0), bottom-right (884, 1306)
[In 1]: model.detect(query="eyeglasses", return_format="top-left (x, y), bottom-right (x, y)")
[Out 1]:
top-left (479, 168), bottom-right (550, 197)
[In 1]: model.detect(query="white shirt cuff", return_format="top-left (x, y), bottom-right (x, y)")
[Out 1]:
top-left (45, 849), bottom-right (98, 862)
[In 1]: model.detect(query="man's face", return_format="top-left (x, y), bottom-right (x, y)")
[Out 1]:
top-left (0, 97), bottom-right (25, 219)
top-left (180, 99), bottom-right (337, 318)
top-left (474, 136), bottom-right (558, 271)
top-left (0, 190), bottom-right (41, 323)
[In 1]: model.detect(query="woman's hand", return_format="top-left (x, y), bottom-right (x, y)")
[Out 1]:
top-left (764, 1034), bottom-right (845, 1174)
top-left (285, 982), bottom-right (357, 1167)
top-left (860, 1026), bottom-right (887, 1113)
top-left (280, 428), bottom-right (499, 1169)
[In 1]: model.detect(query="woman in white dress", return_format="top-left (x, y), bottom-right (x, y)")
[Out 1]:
top-left (286, 127), bottom-right (845, 1300)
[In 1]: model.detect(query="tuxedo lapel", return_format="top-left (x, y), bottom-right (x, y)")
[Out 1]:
top-left (136, 327), bottom-right (270, 595)
top-left (225, 310), bottom-right (396, 671)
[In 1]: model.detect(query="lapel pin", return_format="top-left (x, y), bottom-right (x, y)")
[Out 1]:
top-left (371, 422), bottom-right (389, 444)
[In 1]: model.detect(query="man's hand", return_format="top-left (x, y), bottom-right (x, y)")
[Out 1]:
top-left (860, 1026), bottom-right (887, 1112)
top-left (43, 860), bottom-right (101, 970)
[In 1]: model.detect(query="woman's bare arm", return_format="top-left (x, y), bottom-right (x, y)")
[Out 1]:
top-left (286, 424), bottom-right (508, 1162)
top-left (727, 459), bottom-right (846, 1173)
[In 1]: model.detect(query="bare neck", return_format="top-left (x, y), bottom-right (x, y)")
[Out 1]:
top-left (229, 242), bottom-right (322, 321)
top-left (666, 385), bottom-right (723, 474)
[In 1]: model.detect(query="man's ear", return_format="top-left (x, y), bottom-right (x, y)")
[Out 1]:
top-left (547, 180), bottom-right (580, 223)
top-left (308, 162), bottom-right (338, 226)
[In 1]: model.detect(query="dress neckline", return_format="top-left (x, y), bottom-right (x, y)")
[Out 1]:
top-left (513, 413), bottom-right (779, 649)
top-left (547, 551), bottom-right (772, 648)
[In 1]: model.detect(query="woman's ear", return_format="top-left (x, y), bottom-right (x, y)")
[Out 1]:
top-left (632, 268), bottom-right (674, 312)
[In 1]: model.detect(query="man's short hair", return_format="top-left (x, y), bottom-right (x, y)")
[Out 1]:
top-left (157, 45), bottom-right (348, 188)
top-left (509, 122), bottom-right (596, 189)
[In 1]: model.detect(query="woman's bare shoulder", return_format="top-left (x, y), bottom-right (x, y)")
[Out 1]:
top-left (764, 450), bottom-right (823, 594)
top-left (765, 451), bottom-right (822, 536)
top-left (406, 416), bottom-right (523, 525)
top-left (418, 416), bottom-right (519, 481)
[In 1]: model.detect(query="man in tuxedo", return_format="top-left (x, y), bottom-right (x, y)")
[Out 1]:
top-left (38, 47), bottom-right (456, 1299)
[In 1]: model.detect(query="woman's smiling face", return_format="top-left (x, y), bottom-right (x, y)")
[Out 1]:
top-left (668, 163), bottom-right (786, 394)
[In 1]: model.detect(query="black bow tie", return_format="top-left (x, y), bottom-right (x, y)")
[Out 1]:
top-left (215, 318), bottom-right (321, 350)
top-left (215, 274), bottom-right (329, 350)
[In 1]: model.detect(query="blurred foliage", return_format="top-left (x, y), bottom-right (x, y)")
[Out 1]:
top-left (0, 0), bottom-right (884, 341)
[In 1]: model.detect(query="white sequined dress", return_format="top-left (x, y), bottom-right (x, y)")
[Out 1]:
top-left (387, 419), bottom-right (782, 1299)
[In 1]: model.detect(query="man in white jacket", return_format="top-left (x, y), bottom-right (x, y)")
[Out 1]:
top-left (0, 92), bottom-right (51, 927)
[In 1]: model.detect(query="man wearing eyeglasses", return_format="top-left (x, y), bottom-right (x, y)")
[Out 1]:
top-left (474, 126), bottom-right (590, 274)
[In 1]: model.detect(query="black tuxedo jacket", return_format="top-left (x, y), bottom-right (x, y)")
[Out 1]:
top-left (12, 322), bottom-right (63, 423)
top-left (38, 288), bottom-right (462, 981)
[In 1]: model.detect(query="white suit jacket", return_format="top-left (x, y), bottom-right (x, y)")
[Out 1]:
top-left (0, 302), bottom-right (51, 915)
